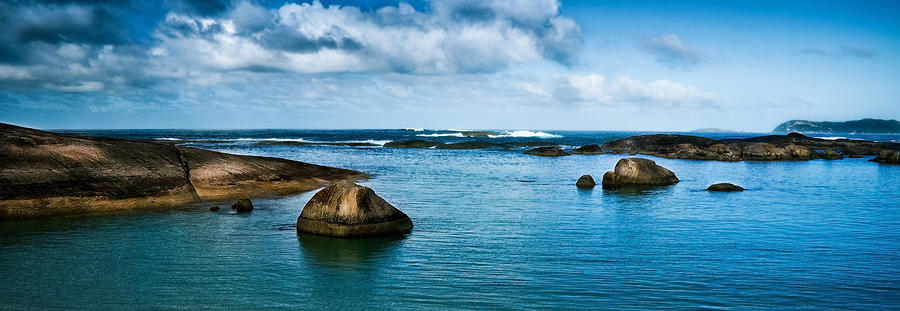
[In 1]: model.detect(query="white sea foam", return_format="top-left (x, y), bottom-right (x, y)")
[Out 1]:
top-left (417, 133), bottom-right (466, 137)
top-left (155, 137), bottom-right (182, 141)
top-left (402, 128), bottom-right (425, 131)
top-left (488, 130), bottom-right (562, 138)
top-left (815, 136), bottom-right (847, 140)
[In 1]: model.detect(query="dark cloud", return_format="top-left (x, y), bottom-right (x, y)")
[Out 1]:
top-left (801, 45), bottom-right (879, 59)
top-left (256, 25), bottom-right (364, 53)
top-left (14, 8), bottom-right (129, 45)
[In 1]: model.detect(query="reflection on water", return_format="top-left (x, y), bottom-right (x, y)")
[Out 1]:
top-left (297, 234), bottom-right (406, 269)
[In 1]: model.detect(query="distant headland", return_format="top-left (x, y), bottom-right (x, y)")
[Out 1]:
top-left (774, 118), bottom-right (900, 134)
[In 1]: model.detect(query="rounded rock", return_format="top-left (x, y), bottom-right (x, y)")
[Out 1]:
top-left (706, 183), bottom-right (744, 192)
top-left (297, 181), bottom-right (413, 238)
top-left (232, 198), bottom-right (253, 213)
top-left (601, 158), bottom-right (679, 189)
top-left (576, 175), bottom-right (596, 189)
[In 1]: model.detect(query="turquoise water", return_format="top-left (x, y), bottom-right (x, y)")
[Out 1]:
top-left (2, 130), bottom-right (900, 310)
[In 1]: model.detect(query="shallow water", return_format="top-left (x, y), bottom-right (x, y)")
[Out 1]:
top-left (2, 130), bottom-right (900, 310)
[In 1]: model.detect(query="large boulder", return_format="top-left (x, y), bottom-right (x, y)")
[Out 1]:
top-left (601, 158), bottom-right (679, 189)
top-left (296, 181), bottom-right (413, 237)
top-left (576, 175), bottom-right (596, 189)
top-left (572, 144), bottom-right (603, 155)
top-left (707, 183), bottom-right (744, 192)
top-left (524, 146), bottom-right (570, 157)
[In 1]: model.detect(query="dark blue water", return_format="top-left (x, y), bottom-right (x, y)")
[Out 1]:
top-left (2, 129), bottom-right (900, 310)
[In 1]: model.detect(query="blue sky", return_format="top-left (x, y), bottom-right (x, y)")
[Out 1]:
top-left (0, 0), bottom-right (897, 131)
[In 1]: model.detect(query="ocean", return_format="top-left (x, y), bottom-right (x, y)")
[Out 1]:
top-left (2, 129), bottom-right (899, 310)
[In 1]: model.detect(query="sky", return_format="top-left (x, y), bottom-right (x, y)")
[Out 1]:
top-left (0, 0), bottom-right (898, 131)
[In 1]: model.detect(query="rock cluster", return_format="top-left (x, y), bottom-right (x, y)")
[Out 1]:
top-left (601, 158), bottom-right (679, 189)
top-left (296, 181), bottom-right (413, 237)
top-left (598, 133), bottom-right (900, 161)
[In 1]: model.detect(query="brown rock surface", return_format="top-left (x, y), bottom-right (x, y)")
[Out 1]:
top-left (0, 123), bottom-right (365, 219)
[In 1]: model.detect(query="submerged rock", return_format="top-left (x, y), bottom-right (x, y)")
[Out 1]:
top-left (601, 158), bottom-right (679, 189)
top-left (524, 146), bottom-right (570, 157)
top-left (572, 144), bottom-right (603, 155)
top-left (296, 181), bottom-right (413, 237)
top-left (210, 205), bottom-right (220, 211)
top-left (383, 140), bottom-right (443, 148)
top-left (706, 183), bottom-right (744, 192)
top-left (436, 141), bottom-right (494, 149)
top-left (576, 175), bottom-right (596, 189)
top-left (232, 198), bottom-right (253, 212)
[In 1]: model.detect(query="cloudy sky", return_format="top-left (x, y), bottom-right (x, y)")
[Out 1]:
top-left (1, 0), bottom-right (898, 131)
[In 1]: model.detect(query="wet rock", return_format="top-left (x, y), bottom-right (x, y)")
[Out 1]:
top-left (572, 144), bottom-right (603, 155)
top-left (524, 146), bottom-right (570, 157)
top-left (821, 150), bottom-right (843, 160)
top-left (601, 158), bottom-right (679, 189)
top-left (576, 175), bottom-right (596, 189)
top-left (209, 205), bottom-right (220, 211)
top-left (296, 181), bottom-right (413, 237)
top-left (232, 198), bottom-right (253, 213)
top-left (706, 183), bottom-right (744, 192)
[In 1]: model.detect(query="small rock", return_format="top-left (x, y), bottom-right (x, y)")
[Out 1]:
top-left (209, 205), bottom-right (220, 211)
top-left (232, 198), bottom-right (253, 213)
top-left (524, 146), bottom-right (570, 157)
top-left (576, 175), bottom-right (596, 189)
top-left (572, 144), bottom-right (603, 155)
top-left (706, 183), bottom-right (744, 192)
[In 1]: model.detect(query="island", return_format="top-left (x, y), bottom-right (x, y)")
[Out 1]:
top-left (0, 123), bottom-right (366, 219)
top-left (773, 118), bottom-right (900, 133)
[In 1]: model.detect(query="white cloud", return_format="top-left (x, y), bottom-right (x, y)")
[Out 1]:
top-left (555, 74), bottom-right (714, 107)
top-left (151, 0), bottom-right (578, 75)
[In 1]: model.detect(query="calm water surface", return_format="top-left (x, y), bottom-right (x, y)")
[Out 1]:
top-left (2, 130), bottom-right (899, 310)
